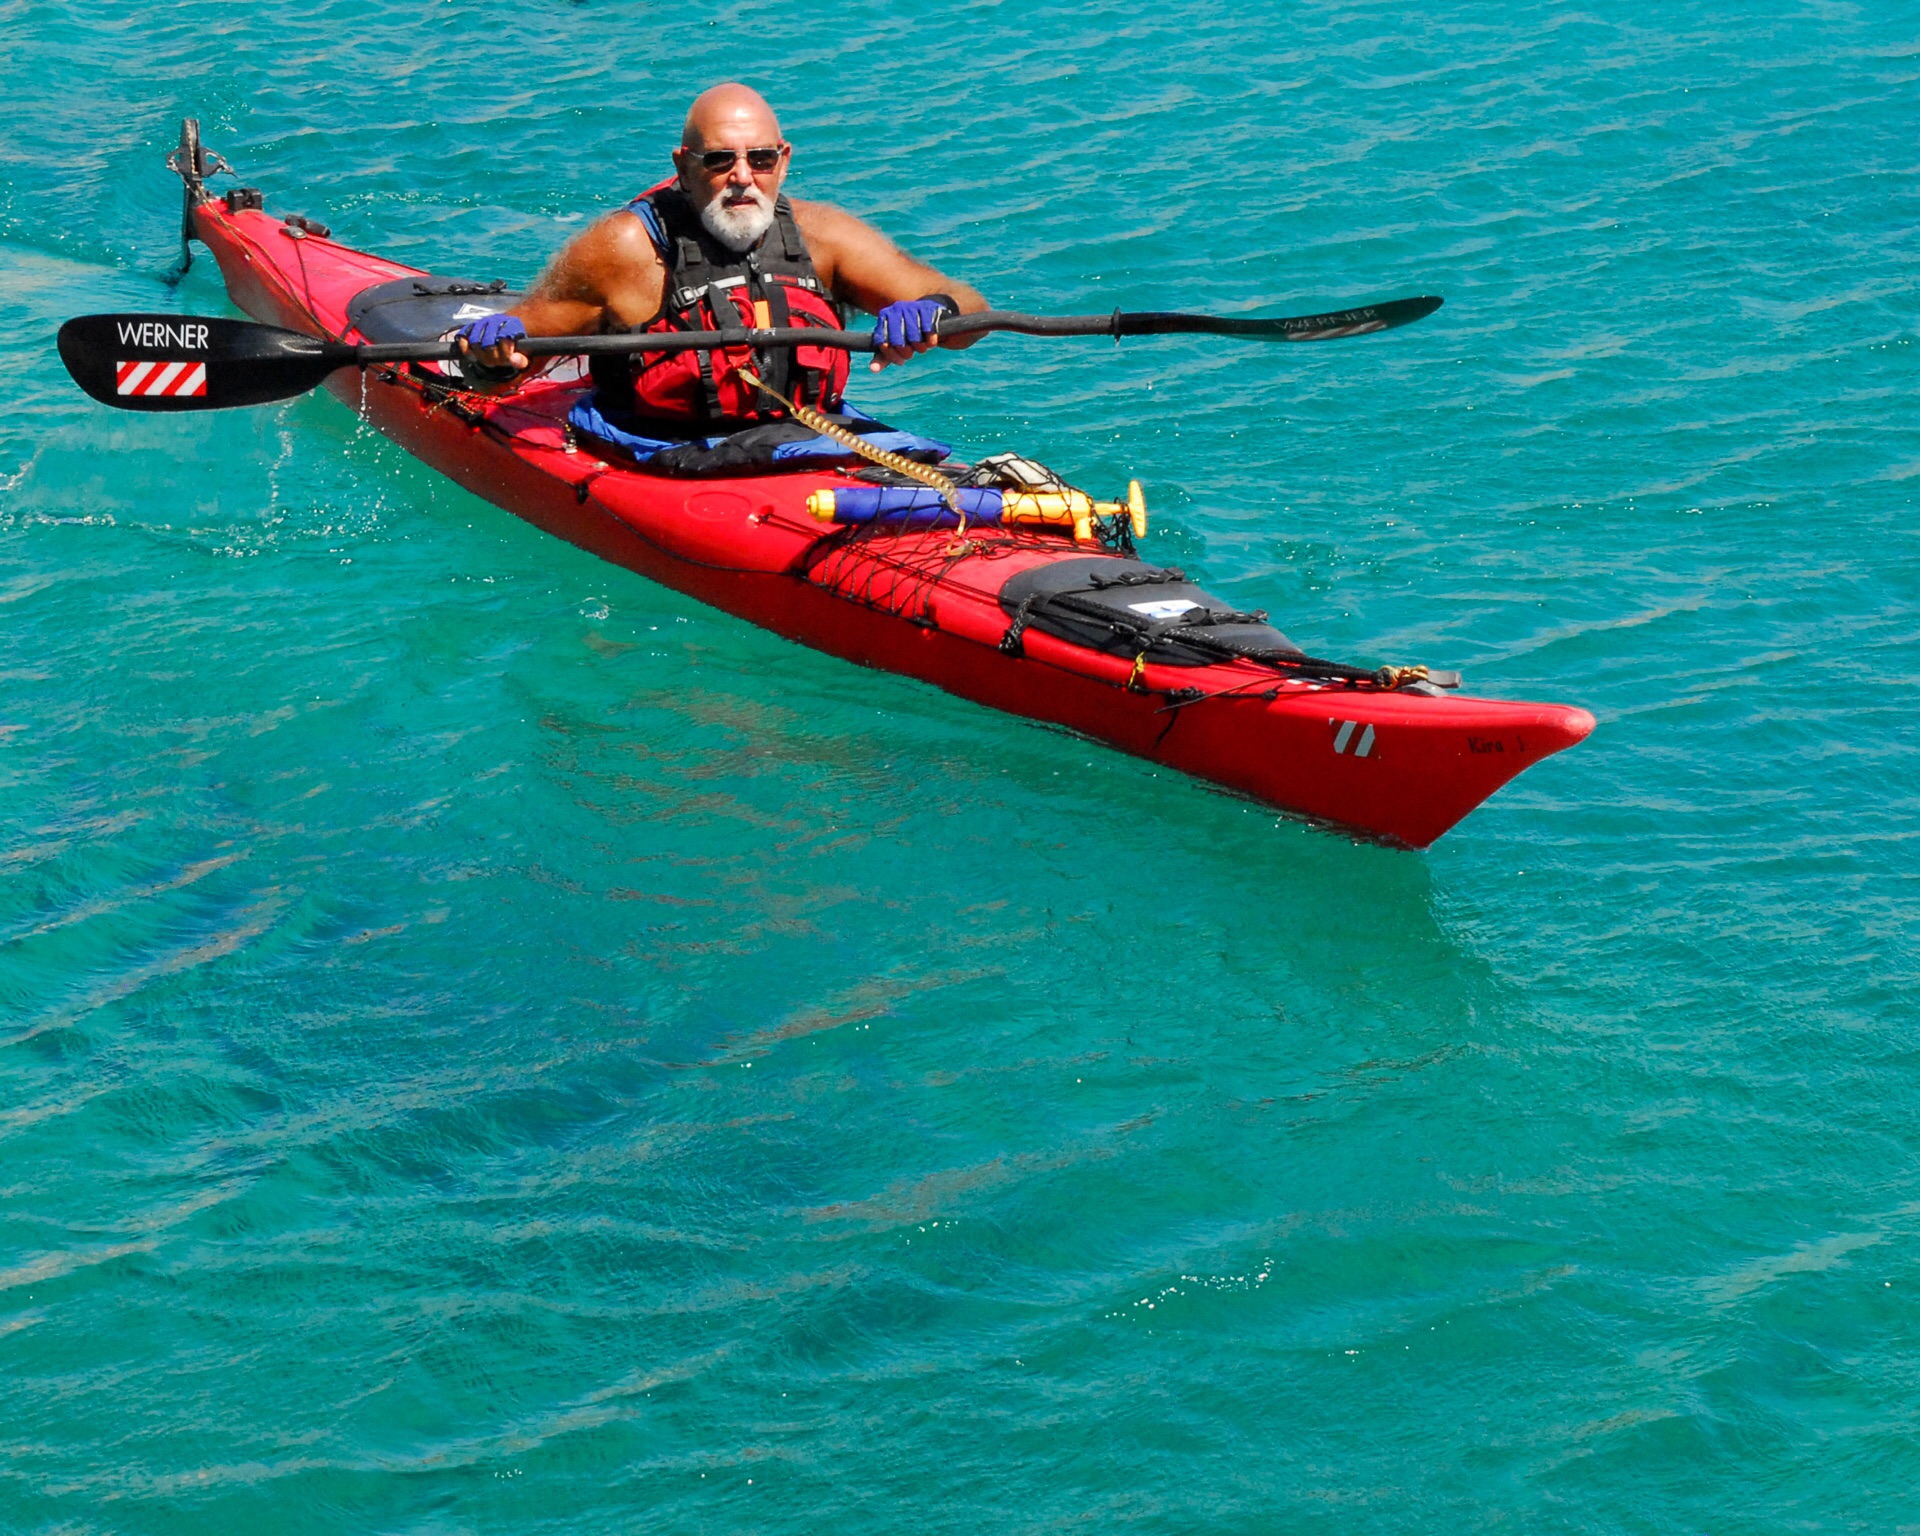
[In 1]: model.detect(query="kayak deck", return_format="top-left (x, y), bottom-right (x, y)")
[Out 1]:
top-left (185, 181), bottom-right (1592, 848)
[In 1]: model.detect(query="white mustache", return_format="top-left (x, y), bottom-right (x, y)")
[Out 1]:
top-left (700, 184), bottom-right (776, 251)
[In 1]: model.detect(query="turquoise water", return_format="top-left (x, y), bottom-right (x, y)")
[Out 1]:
top-left (3, 0), bottom-right (1917, 1528)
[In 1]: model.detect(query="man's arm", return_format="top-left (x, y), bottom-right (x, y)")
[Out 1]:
top-left (791, 199), bottom-right (987, 369)
top-left (455, 213), bottom-right (667, 379)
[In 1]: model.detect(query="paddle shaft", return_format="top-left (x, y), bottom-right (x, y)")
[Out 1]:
top-left (349, 297), bottom-right (1445, 365)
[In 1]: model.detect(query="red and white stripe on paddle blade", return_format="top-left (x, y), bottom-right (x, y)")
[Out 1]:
top-left (116, 360), bottom-right (208, 398)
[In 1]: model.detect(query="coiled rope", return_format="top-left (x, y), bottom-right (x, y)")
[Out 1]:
top-left (733, 367), bottom-right (966, 526)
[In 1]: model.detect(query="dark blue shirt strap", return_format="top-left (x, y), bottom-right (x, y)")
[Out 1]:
top-left (624, 194), bottom-right (671, 261)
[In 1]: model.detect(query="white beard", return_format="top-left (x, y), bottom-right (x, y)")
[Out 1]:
top-left (699, 186), bottom-right (776, 252)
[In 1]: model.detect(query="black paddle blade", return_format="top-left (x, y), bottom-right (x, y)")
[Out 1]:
top-left (57, 313), bottom-right (355, 411)
top-left (1115, 294), bottom-right (1445, 342)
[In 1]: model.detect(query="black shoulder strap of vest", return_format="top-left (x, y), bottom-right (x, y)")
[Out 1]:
top-left (774, 196), bottom-right (805, 262)
top-left (673, 237), bottom-right (708, 307)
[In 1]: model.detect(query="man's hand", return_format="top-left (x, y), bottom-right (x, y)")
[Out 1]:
top-left (869, 295), bottom-right (959, 372)
top-left (453, 313), bottom-right (530, 384)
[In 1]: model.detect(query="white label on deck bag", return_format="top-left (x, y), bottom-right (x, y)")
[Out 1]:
top-left (1128, 599), bottom-right (1201, 620)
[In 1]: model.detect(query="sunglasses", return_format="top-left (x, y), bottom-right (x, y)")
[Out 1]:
top-left (690, 145), bottom-right (786, 174)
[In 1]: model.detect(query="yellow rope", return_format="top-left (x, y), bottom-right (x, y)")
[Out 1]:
top-left (734, 367), bottom-right (964, 522)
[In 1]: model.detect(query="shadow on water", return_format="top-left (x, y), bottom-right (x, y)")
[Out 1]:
top-left (518, 634), bottom-right (1486, 1054)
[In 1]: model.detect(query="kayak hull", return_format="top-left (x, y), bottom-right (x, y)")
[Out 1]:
top-left (189, 195), bottom-right (1592, 848)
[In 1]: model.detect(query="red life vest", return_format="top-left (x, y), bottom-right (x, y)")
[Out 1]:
top-left (588, 178), bottom-right (851, 427)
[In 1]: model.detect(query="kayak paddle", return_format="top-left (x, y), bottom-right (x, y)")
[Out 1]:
top-left (58, 296), bottom-right (1443, 414)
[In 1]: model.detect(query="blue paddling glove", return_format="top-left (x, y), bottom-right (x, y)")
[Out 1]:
top-left (458, 313), bottom-right (527, 350)
top-left (872, 294), bottom-right (959, 351)
top-left (455, 312), bottom-right (527, 382)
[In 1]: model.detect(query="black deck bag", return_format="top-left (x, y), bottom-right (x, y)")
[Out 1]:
top-left (999, 557), bottom-right (1302, 667)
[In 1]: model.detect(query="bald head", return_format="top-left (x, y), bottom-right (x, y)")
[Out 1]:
top-left (674, 83), bottom-right (792, 251)
top-left (681, 83), bottom-right (781, 153)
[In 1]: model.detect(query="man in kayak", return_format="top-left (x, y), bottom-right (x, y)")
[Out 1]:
top-left (454, 81), bottom-right (986, 437)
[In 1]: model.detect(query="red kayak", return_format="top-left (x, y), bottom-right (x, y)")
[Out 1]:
top-left (172, 137), bottom-right (1591, 848)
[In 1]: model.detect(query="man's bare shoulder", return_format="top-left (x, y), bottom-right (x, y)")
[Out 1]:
top-left (528, 208), bottom-right (661, 306)
top-left (570, 209), bottom-right (662, 269)
top-left (790, 197), bottom-right (892, 251)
